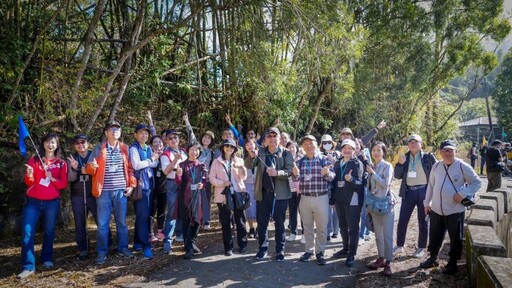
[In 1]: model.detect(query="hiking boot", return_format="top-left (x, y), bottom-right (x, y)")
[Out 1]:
top-left (420, 257), bottom-right (439, 269)
top-left (333, 249), bottom-right (349, 259)
top-left (255, 250), bottom-right (267, 260)
top-left (381, 263), bottom-right (392, 277)
top-left (316, 252), bottom-right (327, 265)
top-left (345, 255), bottom-right (355, 267)
top-left (367, 257), bottom-right (386, 269)
top-left (300, 252), bottom-right (313, 262)
top-left (442, 260), bottom-right (458, 275)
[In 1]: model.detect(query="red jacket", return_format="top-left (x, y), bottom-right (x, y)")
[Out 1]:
top-left (85, 141), bottom-right (137, 197)
top-left (24, 157), bottom-right (68, 200)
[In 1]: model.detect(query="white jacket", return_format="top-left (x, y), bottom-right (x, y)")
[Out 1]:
top-left (424, 158), bottom-right (482, 215)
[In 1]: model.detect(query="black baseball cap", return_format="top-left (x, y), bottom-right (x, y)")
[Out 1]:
top-left (134, 124), bottom-right (151, 133)
top-left (105, 120), bottom-right (121, 130)
top-left (73, 134), bottom-right (89, 143)
top-left (440, 140), bottom-right (457, 150)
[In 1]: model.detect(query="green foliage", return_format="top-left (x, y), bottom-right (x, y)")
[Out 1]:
top-left (492, 51), bottom-right (512, 132)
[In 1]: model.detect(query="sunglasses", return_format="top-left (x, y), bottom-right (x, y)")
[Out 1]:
top-left (74, 141), bottom-right (86, 145)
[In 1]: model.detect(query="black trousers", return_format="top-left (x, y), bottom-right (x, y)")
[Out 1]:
top-left (182, 213), bottom-right (200, 253)
top-left (217, 202), bottom-right (247, 252)
top-left (427, 211), bottom-right (464, 261)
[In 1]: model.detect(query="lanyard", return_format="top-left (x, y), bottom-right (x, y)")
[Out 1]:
top-left (107, 144), bottom-right (118, 161)
top-left (339, 159), bottom-right (347, 177)
top-left (409, 153), bottom-right (419, 172)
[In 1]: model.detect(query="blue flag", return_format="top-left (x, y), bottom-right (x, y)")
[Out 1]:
top-left (18, 116), bottom-right (30, 156)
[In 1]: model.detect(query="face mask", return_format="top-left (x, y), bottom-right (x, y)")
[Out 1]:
top-left (323, 143), bottom-right (333, 151)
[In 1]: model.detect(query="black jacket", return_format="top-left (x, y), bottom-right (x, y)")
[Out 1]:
top-left (394, 151), bottom-right (436, 198)
top-left (330, 157), bottom-right (364, 206)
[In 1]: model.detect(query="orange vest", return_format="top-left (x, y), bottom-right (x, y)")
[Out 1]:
top-left (85, 142), bottom-right (137, 197)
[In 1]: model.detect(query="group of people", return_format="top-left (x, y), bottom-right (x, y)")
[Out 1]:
top-left (18, 113), bottom-right (483, 280)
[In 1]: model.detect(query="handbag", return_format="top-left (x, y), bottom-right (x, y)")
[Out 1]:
top-left (129, 181), bottom-right (143, 201)
top-left (365, 192), bottom-right (391, 215)
top-left (234, 191), bottom-right (251, 210)
top-left (222, 186), bottom-right (235, 211)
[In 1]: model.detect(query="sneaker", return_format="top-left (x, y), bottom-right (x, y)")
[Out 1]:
top-left (275, 252), bottom-right (285, 262)
top-left (345, 255), bottom-right (355, 267)
top-left (393, 246), bottom-right (404, 255)
top-left (142, 247), bottom-right (154, 260)
top-left (413, 248), bottom-right (425, 258)
top-left (332, 232), bottom-right (338, 239)
top-left (203, 224), bottom-right (211, 230)
top-left (156, 230), bottom-right (165, 240)
top-left (300, 252), bottom-right (313, 262)
top-left (255, 250), bottom-right (267, 260)
top-left (300, 237), bottom-right (306, 244)
top-left (381, 264), bottom-right (393, 277)
top-left (333, 249), bottom-right (349, 259)
top-left (117, 249), bottom-right (134, 258)
top-left (96, 253), bottom-right (107, 265)
top-left (225, 250), bottom-right (233, 256)
top-left (368, 257), bottom-right (386, 269)
top-left (175, 235), bottom-right (184, 242)
top-left (286, 233), bottom-right (297, 242)
top-left (133, 243), bottom-right (143, 252)
top-left (420, 257), bottom-right (439, 269)
top-left (316, 252), bottom-right (327, 265)
top-left (183, 250), bottom-right (194, 260)
top-left (239, 246), bottom-right (247, 254)
top-left (442, 260), bottom-right (458, 275)
top-left (42, 261), bottom-right (53, 269)
top-left (150, 234), bottom-right (159, 242)
top-left (17, 270), bottom-right (34, 279)
top-left (78, 251), bottom-right (88, 261)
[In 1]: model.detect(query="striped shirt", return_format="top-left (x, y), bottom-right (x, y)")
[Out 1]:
top-left (103, 143), bottom-right (126, 190)
top-left (297, 154), bottom-right (334, 194)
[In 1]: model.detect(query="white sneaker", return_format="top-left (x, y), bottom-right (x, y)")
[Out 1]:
top-left (286, 234), bottom-right (297, 242)
top-left (393, 246), bottom-right (404, 254)
top-left (175, 235), bottom-right (184, 242)
top-left (17, 270), bottom-right (34, 279)
top-left (203, 225), bottom-right (211, 230)
top-left (300, 236), bottom-right (306, 244)
top-left (413, 248), bottom-right (425, 258)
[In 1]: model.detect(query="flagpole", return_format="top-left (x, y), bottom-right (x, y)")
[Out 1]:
top-left (27, 132), bottom-right (46, 171)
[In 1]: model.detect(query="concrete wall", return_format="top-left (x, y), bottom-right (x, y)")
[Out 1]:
top-left (466, 184), bottom-right (512, 287)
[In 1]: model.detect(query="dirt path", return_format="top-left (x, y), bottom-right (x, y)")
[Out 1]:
top-left (126, 177), bottom-right (498, 288)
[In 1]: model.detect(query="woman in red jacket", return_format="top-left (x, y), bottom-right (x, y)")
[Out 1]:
top-left (18, 133), bottom-right (68, 279)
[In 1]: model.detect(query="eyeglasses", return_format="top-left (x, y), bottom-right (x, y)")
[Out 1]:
top-left (266, 134), bottom-right (278, 138)
top-left (74, 141), bottom-right (86, 145)
top-left (109, 127), bottom-right (121, 132)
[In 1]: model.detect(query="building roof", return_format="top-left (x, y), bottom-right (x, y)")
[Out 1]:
top-left (459, 117), bottom-right (498, 127)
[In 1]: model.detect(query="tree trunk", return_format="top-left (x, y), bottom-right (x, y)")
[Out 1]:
top-left (306, 77), bottom-right (333, 134)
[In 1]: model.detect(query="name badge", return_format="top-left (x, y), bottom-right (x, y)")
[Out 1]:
top-left (80, 175), bottom-right (90, 182)
top-left (304, 175), bottom-right (312, 181)
top-left (39, 177), bottom-right (51, 187)
top-left (109, 165), bottom-right (118, 172)
top-left (338, 181), bottom-right (345, 188)
top-left (407, 171), bottom-right (417, 178)
top-left (156, 171), bottom-right (162, 178)
top-left (190, 184), bottom-right (198, 190)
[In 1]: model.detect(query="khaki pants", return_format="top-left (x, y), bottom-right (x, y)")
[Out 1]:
top-left (299, 194), bottom-right (329, 254)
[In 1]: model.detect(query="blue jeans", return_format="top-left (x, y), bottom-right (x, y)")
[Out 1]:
top-left (133, 189), bottom-right (153, 249)
top-left (396, 187), bottom-right (428, 248)
top-left (327, 206), bottom-right (339, 236)
top-left (256, 191), bottom-right (288, 254)
top-left (21, 197), bottom-right (60, 271)
top-left (71, 195), bottom-right (113, 252)
top-left (96, 189), bottom-right (129, 255)
top-left (163, 179), bottom-right (179, 252)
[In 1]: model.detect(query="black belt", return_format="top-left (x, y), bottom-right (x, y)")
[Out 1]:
top-left (407, 184), bottom-right (427, 191)
top-left (301, 191), bottom-right (328, 197)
